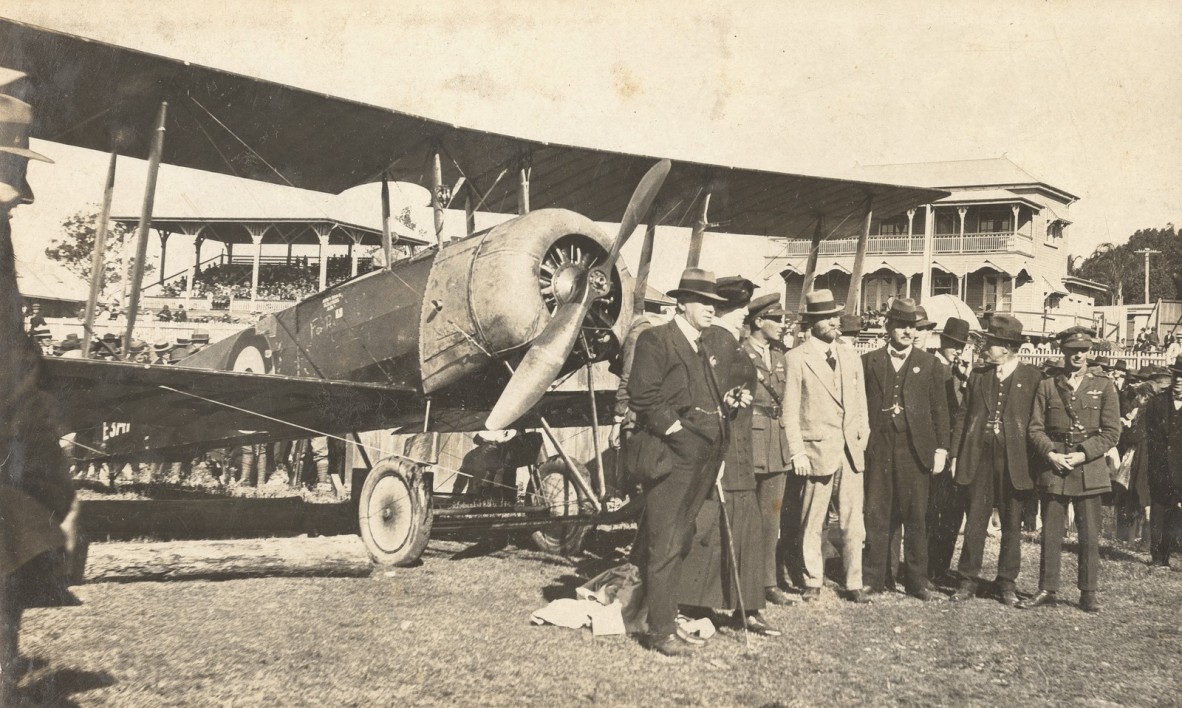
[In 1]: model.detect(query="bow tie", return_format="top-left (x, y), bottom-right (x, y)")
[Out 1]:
top-left (890, 349), bottom-right (907, 360)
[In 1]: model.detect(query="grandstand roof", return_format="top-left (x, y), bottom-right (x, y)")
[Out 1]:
top-left (109, 216), bottom-right (430, 247)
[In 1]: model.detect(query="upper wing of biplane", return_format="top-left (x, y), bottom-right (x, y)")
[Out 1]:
top-left (0, 18), bottom-right (945, 242)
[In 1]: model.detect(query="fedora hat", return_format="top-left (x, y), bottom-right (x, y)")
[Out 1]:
top-left (940, 317), bottom-right (971, 346)
top-left (839, 313), bottom-right (862, 335)
top-left (667, 268), bottom-right (726, 303)
top-left (885, 298), bottom-right (922, 324)
top-left (915, 305), bottom-right (936, 331)
top-left (984, 314), bottom-right (1025, 345)
top-left (1170, 355), bottom-right (1182, 376)
top-left (801, 289), bottom-right (843, 318)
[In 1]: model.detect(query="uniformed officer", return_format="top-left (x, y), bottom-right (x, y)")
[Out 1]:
top-left (1021, 326), bottom-right (1121, 612)
top-left (741, 293), bottom-right (797, 606)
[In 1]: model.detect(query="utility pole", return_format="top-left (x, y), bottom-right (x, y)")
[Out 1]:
top-left (1135, 248), bottom-right (1160, 304)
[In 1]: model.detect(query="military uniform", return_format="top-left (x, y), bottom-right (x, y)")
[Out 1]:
top-left (741, 294), bottom-right (794, 596)
top-left (1026, 328), bottom-right (1121, 606)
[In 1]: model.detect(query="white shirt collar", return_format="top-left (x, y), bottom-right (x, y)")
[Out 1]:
top-left (996, 357), bottom-right (1020, 381)
top-left (807, 336), bottom-right (832, 357)
top-left (674, 314), bottom-right (702, 351)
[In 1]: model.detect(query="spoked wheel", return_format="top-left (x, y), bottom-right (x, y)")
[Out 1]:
top-left (528, 456), bottom-right (596, 556)
top-left (358, 457), bottom-right (433, 566)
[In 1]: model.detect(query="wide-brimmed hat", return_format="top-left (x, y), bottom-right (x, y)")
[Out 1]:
top-left (715, 276), bottom-right (756, 309)
top-left (0, 84), bottom-right (54, 164)
top-left (1091, 355), bottom-right (1112, 369)
top-left (885, 298), bottom-right (922, 324)
top-left (940, 317), bottom-right (971, 346)
top-left (30, 326), bottom-right (51, 340)
top-left (984, 314), bottom-right (1025, 345)
top-left (1170, 355), bottom-right (1182, 376)
top-left (58, 336), bottom-right (80, 352)
top-left (667, 268), bottom-right (726, 303)
top-left (153, 339), bottom-right (173, 353)
top-left (839, 313), bottom-right (862, 335)
top-left (746, 293), bottom-right (785, 323)
top-left (190, 330), bottom-right (211, 344)
top-left (801, 289), bottom-right (843, 318)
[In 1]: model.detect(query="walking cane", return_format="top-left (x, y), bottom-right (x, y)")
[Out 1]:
top-left (715, 462), bottom-right (749, 648)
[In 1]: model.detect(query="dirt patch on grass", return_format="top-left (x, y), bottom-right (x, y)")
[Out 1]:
top-left (12, 532), bottom-right (1182, 705)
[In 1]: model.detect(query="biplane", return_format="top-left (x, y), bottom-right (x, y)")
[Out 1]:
top-left (0, 17), bottom-right (946, 565)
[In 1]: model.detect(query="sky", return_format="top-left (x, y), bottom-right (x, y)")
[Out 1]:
top-left (6, 0), bottom-right (1182, 295)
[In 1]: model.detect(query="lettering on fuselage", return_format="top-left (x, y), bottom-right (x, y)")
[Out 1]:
top-left (102, 421), bottom-right (132, 441)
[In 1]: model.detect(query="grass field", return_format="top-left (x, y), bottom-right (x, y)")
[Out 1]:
top-left (10, 529), bottom-right (1182, 706)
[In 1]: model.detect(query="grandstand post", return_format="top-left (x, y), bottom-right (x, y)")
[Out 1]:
top-left (157, 228), bottom-right (171, 286)
top-left (312, 224), bottom-right (331, 291)
top-left (380, 173), bottom-right (394, 269)
top-left (245, 223), bottom-right (267, 309)
top-left (179, 223), bottom-right (206, 307)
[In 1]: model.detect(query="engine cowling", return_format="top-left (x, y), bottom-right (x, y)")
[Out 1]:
top-left (418, 208), bottom-right (633, 395)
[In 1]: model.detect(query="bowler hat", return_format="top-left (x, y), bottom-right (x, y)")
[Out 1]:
top-left (1170, 355), bottom-right (1182, 376)
top-left (746, 294), bottom-right (785, 324)
top-left (940, 317), bottom-right (971, 345)
top-left (801, 289), bottom-right (843, 318)
top-left (715, 276), bottom-right (756, 309)
top-left (58, 336), bottom-right (80, 352)
top-left (885, 298), bottom-right (922, 324)
top-left (667, 268), bottom-right (726, 303)
top-left (984, 314), bottom-right (1025, 345)
top-left (839, 314), bottom-right (862, 335)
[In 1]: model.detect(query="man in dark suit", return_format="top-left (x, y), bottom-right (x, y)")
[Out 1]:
top-left (625, 267), bottom-right (728, 656)
top-left (861, 298), bottom-right (950, 600)
top-left (951, 314), bottom-right (1042, 606)
top-left (1142, 355), bottom-right (1182, 568)
top-left (927, 317), bottom-right (972, 583)
top-left (1021, 327), bottom-right (1121, 612)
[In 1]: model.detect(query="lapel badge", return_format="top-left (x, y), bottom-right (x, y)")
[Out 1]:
top-left (912, 366), bottom-right (921, 374)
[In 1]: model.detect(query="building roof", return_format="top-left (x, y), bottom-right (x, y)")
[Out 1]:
top-left (855, 157), bottom-right (1079, 203)
top-left (933, 188), bottom-right (1048, 211)
top-left (16, 255), bottom-right (89, 302)
top-left (109, 216), bottom-right (428, 247)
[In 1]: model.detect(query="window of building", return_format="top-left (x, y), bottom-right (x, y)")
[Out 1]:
top-left (982, 274), bottom-right (1012, 311)
top-left (977, 209), bottom-right (1012, 233)
top-left (878, 217), bottom-right (907, 236)
top-left (936, 212), bottom-right (957, 235)
top-left (1046, 220), bottom-right (1064, 245)
top-left (932, 272), bottom-right (956, 296)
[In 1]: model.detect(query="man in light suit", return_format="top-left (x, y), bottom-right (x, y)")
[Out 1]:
top-left (783, 289), bottom-right (871, 603)
top-left (624, 268), bottom-right (728, 656)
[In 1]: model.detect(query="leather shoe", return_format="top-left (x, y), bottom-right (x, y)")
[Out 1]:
top-left (846, 588), bottom-right (874, 604)
top-left (1016, 589), bottom-right (1056, 610)
top-left (765, 587), bottom-right (799, 606)
top-left (801, 587), bottom-right (822, 603)
top-left (950, 583), bottom-right (976, 602)
top-left (908, 586), bottom-right (935, 602)
top-left (648, 633), bottom-right (696, 656)
top-left (999, 587), bottom-right (1019, 607)
top-left (736, 611), bottom-right (782, 637)
top-left (1080, 591), bottom-right (1101, 613)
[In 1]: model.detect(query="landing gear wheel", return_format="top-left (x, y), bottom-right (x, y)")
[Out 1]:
top-left (358, 458), bottom-right (433, 566)
top-left (529, 457), bottom-right (595, 556)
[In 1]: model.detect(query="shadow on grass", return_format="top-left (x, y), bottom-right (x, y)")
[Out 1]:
top-left (15, 667), bottom-right (116, 707)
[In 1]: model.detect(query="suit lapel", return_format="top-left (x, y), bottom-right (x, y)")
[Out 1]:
top-left (803, 342), bottom-right (841, 403)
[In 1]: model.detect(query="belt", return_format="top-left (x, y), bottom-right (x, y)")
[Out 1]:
top-left (1047, 430), bottom-right (1098, 444)
top-left (752, 404), bottom-right (781, 418)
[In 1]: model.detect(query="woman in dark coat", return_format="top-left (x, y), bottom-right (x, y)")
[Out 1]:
top-left (677, 277), bottom-right (778, 636)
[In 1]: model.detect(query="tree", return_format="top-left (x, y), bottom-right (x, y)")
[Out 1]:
top-left (43, 209), bottom-right (150, 304)
top-left (1075, 227), bottom-right (1182, 305)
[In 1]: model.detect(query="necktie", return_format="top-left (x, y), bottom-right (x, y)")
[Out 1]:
top-left (826, 349), bottom-right (837, 371)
